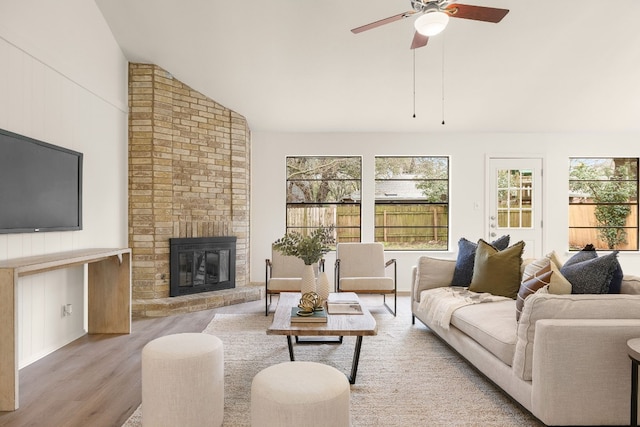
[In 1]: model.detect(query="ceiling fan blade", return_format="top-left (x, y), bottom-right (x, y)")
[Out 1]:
top-left (410, 32), bottom-right (429, 50)
top-left (445, 3), bottom-right (509, 23)
top-left (351, 10), bottom-right (418, 34)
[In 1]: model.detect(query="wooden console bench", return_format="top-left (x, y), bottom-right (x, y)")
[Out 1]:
top-left (0, 248), bottom-right (131, 411)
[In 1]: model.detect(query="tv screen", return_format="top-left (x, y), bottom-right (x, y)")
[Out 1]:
top-left (0, 128), bottom-right (83, 234)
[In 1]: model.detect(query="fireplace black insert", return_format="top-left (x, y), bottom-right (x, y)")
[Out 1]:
top-left (169, 236), bottom-right (236, 297)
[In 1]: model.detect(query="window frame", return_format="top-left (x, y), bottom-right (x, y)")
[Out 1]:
top-left (374, 155), bottom-right (450, 251)
top-left (285, 156), bottom-right (362, 243)
top-left (568, 157), bottom-right (639, 251)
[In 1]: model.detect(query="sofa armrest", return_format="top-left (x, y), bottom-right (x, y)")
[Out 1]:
top-left (513, 293), bottom-right (640, 382)
top-left (411, 266), bottom-right (418, 302)
top-left (411, 256), bottom-right (456, 303)
top-left (531, 318), bottom-right (640, 426)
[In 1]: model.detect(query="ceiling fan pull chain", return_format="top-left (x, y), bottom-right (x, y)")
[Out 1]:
top-left (413, 49), bottom-right (417, 118)
top-left (441, 35), bottom-right (446, 125)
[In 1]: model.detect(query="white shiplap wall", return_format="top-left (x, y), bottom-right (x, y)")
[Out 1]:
top-left (0, 0), bottom-right (128, 367)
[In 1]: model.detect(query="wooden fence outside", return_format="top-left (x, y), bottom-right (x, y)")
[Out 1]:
top-left (569, 204), bottom-right (638, 250)
top-left (374, 205), bottom-right (448, 243)
top-left (288, 204), bottom-right (638, 250)
top-left (287, 205), bottom-right (448, 244)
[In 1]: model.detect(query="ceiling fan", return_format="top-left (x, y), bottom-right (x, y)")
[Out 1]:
top-left (351, 0), bottom-right (509, 50)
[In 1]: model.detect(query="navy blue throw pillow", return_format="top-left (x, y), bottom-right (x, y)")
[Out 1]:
top-left (561, 250), bottom-right (621, 294)
top-left (608, 260), bottom-right (624, 294)
top-left (450, 235), bottom-right (510, 287)
top-left (563, 244), bottom-right (596, 268)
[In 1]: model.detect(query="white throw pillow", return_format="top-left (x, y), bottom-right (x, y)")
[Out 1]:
top-left (523, 254), bottom-right (571, 295)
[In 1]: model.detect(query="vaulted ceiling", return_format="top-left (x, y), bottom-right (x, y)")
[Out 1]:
top-left (96, 0), bottom-right (640, 133)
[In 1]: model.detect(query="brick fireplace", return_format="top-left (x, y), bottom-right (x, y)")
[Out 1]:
top-left (128, 63), bottom-right (259, 317)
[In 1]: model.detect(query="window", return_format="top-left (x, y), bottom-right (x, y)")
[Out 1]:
top-left (496, 168), bottom-right (533, 229)
top-left (285, 156), bottom-right (361, 242)
top-left (374, 156), bottom-right (449, 250)
top-left (569, 157), bottom-right (639, 251)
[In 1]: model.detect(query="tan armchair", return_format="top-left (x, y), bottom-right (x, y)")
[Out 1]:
top-left (264, 248), bottom-right (321, 315)
top-left (334, 242), bottom-right (397, 316)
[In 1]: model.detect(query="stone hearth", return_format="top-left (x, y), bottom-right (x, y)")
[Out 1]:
top-left (132, 285), bottom-right (262, 318)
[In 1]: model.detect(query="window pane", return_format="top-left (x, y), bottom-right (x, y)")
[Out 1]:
top-left (496, 168), bottom-right (533, 230)
top-left (374, 203), bottom-right (448, 250)
top-left (521, 210), bottom-right (532, 228)
top-left (497, 190), bottom-right (508, 209)
top-left (569, 157), bottom-right (639, 250)
top-left (287, 157), bottom-right (361, 180)
top-left (286, 180), bottom-right (361, 203)
top-left (286, 205), bottom-right (339, 228)
top-left (285, 156), bottom-right (361, 243)
top-left (374, 156), bottom-right (449, 250)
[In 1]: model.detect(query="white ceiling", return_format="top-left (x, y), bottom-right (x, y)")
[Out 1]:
top-left (95, 0), bottom-right (640, 133)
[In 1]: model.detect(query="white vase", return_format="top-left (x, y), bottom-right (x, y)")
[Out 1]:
top-left (300, 264), bottom-right (316, 296)
top-left (316, 271), bottom-right (330, 305)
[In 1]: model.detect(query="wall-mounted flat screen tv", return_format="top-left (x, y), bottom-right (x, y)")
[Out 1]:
top-left (0, 128), bottom-right (83, 234)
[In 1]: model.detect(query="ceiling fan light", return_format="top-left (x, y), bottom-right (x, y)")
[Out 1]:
top-left (414, 11), bottom-right (449, 36)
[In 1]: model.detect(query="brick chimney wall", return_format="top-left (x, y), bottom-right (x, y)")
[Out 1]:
top-left (128, 63), bottom-right (250, 300)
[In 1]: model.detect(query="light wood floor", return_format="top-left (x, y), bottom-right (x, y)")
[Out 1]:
top-left (0, 294), bottom-right (402, 427)
top-left (0, 298), bottom-right (267, 427)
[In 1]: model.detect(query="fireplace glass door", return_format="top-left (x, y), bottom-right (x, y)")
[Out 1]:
top-left (170, 236), bottom-right (236, 296)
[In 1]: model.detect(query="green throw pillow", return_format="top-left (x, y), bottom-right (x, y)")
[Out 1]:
top-left (450, 235), bottom-right (510, 287)
top-left (469, 239), bottom-right (525, 299)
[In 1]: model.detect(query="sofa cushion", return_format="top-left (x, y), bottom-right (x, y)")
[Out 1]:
top-left (523, 256), bottom-right (571, 295)
top-left (522, 256), bottom-right (549, 279)
top-left (414, 257), bottom-right (456, 302)
top-left (340, 277), bottom-right (394, 292)
top-left (563, 244), bottom-right (596, 267)
top-left (546, 250), bottom-right (564, 269)
top-left (450, 300), bottom-right (518, 366)
top-left (513, 292), bottom-right (640, 381)
top-left (267, 277), bottom-right (302, 292)
top-left (546, 261), bottom-right (572, 295)
top-left (469, 239), bottom-right (524, 299)
top-left (622, 276), bottom-right (640, 294)
top-left (560, 244), bottom-right (623, 293)
top-left (516, 267), bottom-right (552, 321)
top-left (561, 251), bottom-right (620, 294)
top-left (450, 235), bottom-right (510, 287)
top-left (609, 262), bottom-right (624, 294)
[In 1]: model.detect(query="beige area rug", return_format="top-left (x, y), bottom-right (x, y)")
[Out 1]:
top-left (123, 308), bottom-right (543, 426)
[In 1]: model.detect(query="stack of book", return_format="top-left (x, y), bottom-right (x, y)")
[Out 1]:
top-left (326, 300), bottom-right (363, 315)
top-left (290, 307), bottom-right (328, 323)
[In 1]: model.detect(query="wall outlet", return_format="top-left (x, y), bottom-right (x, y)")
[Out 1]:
top-left (62, 304), bottom-right (73, 317)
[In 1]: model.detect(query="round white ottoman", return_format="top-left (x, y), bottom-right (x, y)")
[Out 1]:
top-left (251, 361), bottom-right (350, 427)
top-left (142, 333), bottom-right (224, 427)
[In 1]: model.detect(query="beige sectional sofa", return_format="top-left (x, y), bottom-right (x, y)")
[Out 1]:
top-left (411, 255), bottom-right (640, 426)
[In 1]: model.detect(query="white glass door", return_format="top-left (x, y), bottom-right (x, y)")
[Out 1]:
top-left (487, 157), bottom-right (543, 258)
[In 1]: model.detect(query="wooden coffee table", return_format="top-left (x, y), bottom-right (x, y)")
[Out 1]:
top-left (267, 292), bottom-right (377, 384)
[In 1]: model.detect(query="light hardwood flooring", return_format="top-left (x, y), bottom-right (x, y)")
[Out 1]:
top-left (0, 295), bottom-right (404, 427)
top-left (0, 298), bottom-right (264, 427)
